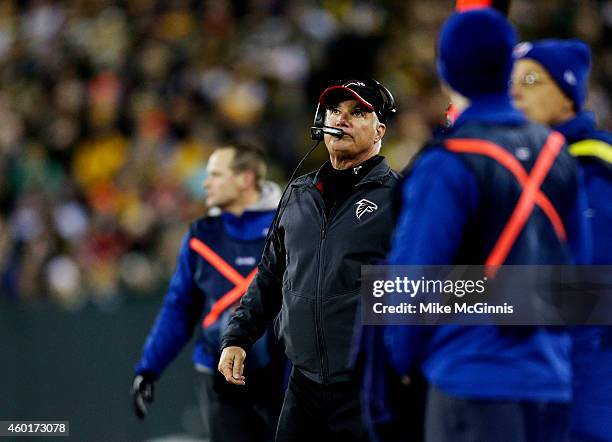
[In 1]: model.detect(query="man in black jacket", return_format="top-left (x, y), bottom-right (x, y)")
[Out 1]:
top-left (218, 79), bottom-right (400, 441)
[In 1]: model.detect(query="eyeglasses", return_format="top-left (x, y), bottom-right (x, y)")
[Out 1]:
top-left (510, 71), bottom-right (551, 87)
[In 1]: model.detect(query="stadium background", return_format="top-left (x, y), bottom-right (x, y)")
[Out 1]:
top-left (0, 0), bottom-right (610, 440)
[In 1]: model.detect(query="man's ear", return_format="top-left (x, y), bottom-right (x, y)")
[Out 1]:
top-left (238, 170), bottom-right (256, 190)
top-left (375, 123), bottom-right (386, 142)
top-left (441, 81), bottom-right (470, 114)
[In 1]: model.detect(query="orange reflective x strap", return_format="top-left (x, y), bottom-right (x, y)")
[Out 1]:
top-left (455, 0), bottom-right (510, 14)
top-left (456, 0), bottom-right (495, 11)
top-left (446, 132), bottom-right (566, 276)
top-left (201, 267), bottom-right (258, 328)
top-left (189, 238), bottom-right (258, 328)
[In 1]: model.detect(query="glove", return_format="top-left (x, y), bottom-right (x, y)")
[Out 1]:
top-left (131, 371), bottom-right (155, 419)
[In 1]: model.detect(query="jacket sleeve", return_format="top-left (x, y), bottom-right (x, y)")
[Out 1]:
top-left (222, 209), bottom-right (286, 351)
top-left (385, 148), bottom-right (479, 374)
top-left (134, 233), bottom-right (204, 378)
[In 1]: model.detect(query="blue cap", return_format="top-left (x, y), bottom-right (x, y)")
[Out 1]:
top-left (513, 39), bottom-right (591, 110)
top-left (437, 9), bottom-right (517, 98)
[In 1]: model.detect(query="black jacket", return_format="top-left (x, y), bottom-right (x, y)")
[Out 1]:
top-left (222, 158), bottom-right (400, 384)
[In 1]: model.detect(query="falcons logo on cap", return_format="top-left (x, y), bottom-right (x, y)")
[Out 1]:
top-left (355, 199), bottom-right (378, 220)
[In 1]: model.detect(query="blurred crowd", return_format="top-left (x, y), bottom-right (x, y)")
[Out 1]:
top-left (0, 0), bottom-right (610, 310)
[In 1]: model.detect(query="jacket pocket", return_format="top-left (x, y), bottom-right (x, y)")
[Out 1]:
top-left (280, 288), bottom-right (319, 375)
top-left (321, 290), bottom-right (360, 378)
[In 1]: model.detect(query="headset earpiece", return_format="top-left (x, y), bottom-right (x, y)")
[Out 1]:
top-left (311, 103), bottom-right (326, 141)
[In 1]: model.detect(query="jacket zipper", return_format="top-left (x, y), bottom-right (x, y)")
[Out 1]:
top-left (301, 168), bottom-right (389, 383)
top-left (313, 184), bottom-right (384, 384)
top-left (313, 213), bottom-right (329, 384)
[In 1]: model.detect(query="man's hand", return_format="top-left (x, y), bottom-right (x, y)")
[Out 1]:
top-left (218, 346), bottom-right (247, 385)
top-left (131, 372), bottom-right (155, 419)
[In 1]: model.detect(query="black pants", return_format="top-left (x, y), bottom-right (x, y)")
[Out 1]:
top-left (275, 368), bottom-right (367, 442)
top-left (198, 370), bottom-right (282, 442)
top-left (425, 385), bottom-right (570, 442)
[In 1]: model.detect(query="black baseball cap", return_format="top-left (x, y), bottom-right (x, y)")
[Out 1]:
top-left (318, 79), bottom-right (389, 123)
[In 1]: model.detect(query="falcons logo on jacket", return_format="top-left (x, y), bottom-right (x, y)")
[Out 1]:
top-left (355, 199), bottom-right (378, 220)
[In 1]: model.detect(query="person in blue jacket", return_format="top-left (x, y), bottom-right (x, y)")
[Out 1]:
top-left (512, 39), bottom-right (612, 441)
top-left (132, 143), bottom-right (284, 442)
top-left (363, 9), bottom-right (590, 442)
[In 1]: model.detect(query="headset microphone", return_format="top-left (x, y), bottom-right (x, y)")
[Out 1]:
top-left (311, 126), bottom-right (345, 139)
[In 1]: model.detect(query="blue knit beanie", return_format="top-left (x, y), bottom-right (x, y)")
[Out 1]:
top-left (513, 39), bottom-right (591, 110)
top-left (437, 9), bottom-right (517, 98)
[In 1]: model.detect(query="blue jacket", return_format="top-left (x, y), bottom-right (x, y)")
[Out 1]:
top-left (557, 111), bottom-right (612, 264)
top-left (135, 182), bottom-right (281, 377)
top-left (384, 93), bottom-right (589, 401)
top-left (557, 111), bottom-right (612, 441)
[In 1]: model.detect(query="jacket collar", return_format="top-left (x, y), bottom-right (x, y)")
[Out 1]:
top-left (220, 210), bottom-right (275, 241)
top-left (292, 156), bottom-right (393, 188)
top-left (453, 92), bottom-right (526, 128)
top-left (553, 111), bottom-right (612, 145)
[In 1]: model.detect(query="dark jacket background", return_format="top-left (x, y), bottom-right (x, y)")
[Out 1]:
top-left (223, 158), bottom-right (401, 384)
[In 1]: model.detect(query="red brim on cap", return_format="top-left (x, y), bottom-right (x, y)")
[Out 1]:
top-left (318, 86), bottom-right (375, 111)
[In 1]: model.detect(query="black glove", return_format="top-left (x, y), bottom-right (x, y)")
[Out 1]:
top-left (131, 371), bottom-right (155, 419)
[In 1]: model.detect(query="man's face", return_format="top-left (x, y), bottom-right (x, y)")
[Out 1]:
top-left (511, 59), bottom-right (574, 125)
top-left (324, 99), bottom-right (385, 163)
top-left (203, 149), bottom-right (241, 209)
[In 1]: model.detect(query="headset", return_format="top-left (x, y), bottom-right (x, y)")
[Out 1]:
top-left (310, 78), bottom-right (397, 140)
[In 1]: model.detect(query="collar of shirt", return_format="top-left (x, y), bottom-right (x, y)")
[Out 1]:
top-left (323, 155), bottom-right (382, 181)
top-left (453, 92), bottom-right (526, 128)
top-left (554, 110), bottom-right (612, 145)
top-left (317, 155), bottom-right (384, 214)
top-left (315, 155), bottom-right (384, 187)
